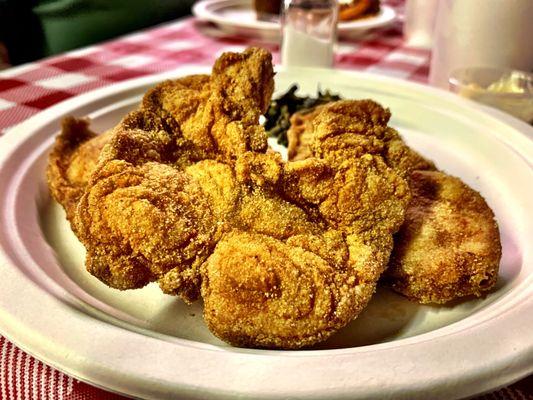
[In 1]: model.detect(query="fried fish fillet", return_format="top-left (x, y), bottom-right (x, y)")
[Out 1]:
top-left (47, 117), bottom-right (113, 225)
top-left (288, 100), bottom-right (436, 177)
top-left (56, 48), bottom-right (410, 349)
top-left (74, 48), bottom-right (275, 300)
top-left (201, 151), bottom-right (409, 348)
top-left (287, 101), bottom-right (502, 304)
top-left (48, 46), bottom-right (503, 350)
top-left (383, 170), bottom-right (501, 303)
top-left (46, 74), bottom-right (211, 223)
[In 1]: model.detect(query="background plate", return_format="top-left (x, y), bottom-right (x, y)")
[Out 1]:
top-left (0, 66), bottom-right (532, 400)
top-left (193, 0), bottom-right (397, 40)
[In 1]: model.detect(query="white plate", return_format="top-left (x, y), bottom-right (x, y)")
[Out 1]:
top-left (0, 66), bottom-right (532, 400)
top-left (193, 0), bottom-right (396, 40)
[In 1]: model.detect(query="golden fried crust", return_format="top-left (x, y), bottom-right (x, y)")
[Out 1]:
top-left (383, 171), bottom-right (502, 304)
top-left (75, 124), bottom-right (225, 300)
top-left (207, 47), bottom-right (274, 159)
top-left (318, 155), bottom-right (411, 240)
top-left (186, 160), bottom-right (240, 222)
top-left (281, 158), bottom-right (334, 207)
top-left (197, 98), bottom-right (412, 348)
top-left (201, 231), bottom-right (379, 349)
top-left (311, 99), bottom-right (391, 165)
top-left (46, 75), bottom-right (210, 223)
top-left (76, 159), bottom-right (218, 297)
top-left (55, 49), bottom-right (415, 348)
top-left (312, 100), bottom-right (436, 177)
top-left (286, 99), bottom-right (498, 306)
top-left (97, 111), bottom-right (178, 167)
top-left (74, 48), bottom-right (276, 303)
top-left (287, 106), bottom-right (324, 161)
top-left (287, 100), bottom-right (435, 177)
top-left (143, 48), bottom-right (273, 163)
top-left (46, 117), bottom-right (112, 224)
top-left (142, 74), bottom-right (214, 160)
top-left (384, 130), bottom-right (436, 178)
top-left (201, 154), bottom-right (408, 349)
top-left (212, 48), bottom-right (274, 116)
top-left (142, 74), bottom-right (210, 122)
top-left (201, 153), bottom-right (410, 349)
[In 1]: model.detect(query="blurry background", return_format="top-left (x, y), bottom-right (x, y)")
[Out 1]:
top-left (0, 0), bottom-right (196, 67)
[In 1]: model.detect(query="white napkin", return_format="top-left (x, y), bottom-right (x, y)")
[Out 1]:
top-left (429, 0), bottom-right (533, 88)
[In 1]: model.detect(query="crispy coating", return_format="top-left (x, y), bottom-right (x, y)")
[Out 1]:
top-left (202, 231), bottom-right (366, 349)
top-left (45, 75), bottom-right (211, 223)
top-left (287, 100), bottom-right (501, 304)
top-left (383, 171), bottom-right (502, 304)
top-left (141, 54), bottom-right (273, 163)
top-left (199, 96), bottom-right (412, 347)
top-left (75, 48), bottom-right (276, 301)
top-left (202, 151), bottom-right (410, 348)
top-left (48, 53), bottom-right (504, 347)
top-left (288, 100), bottom-right (435, 177)
top-left (77, 159), bottom-right (217, 293)
top-left (311, 100), bottom-right (436, 177)
top-left (287, 106), bottom-right (324, 161)
top-left (58, 48), bottom-right (411, 348)
top-left (47, 117), bottom-right (112, 225)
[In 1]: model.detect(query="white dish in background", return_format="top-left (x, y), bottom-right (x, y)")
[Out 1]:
top-left (193, 0), bottom-right (397, 40)
top-left (0, 66), bottom-right (532, 400)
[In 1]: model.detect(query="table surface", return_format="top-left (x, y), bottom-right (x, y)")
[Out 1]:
top-left (0, 1), bottom-right (531, 399)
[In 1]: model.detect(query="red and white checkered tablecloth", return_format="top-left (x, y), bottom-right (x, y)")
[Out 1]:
top-left (0, 2), bottom-right (531, 399)
top-left (0, 5), bottom-right (431, 136)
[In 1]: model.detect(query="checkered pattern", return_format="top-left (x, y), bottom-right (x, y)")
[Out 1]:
top-left (0, 1), bottom-right (530, 399)
top-left (0, 19), bottom-right (272, 133)
top-left (0, 3), bottom-right (429, 135)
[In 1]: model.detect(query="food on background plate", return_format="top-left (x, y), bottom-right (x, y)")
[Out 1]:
top-left (253, 0), bottom-right (381, 22)
top-left (254, 0), bottom-right (282, 20)
top-left (339, 0), bottom-right (380, 21)
top-left (47, 47), bottom-right (501, 349)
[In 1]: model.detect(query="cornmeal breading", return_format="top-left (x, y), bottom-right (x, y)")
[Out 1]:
top-left (287, 101), bottom-right (501, 305)
top-left (47, 47), bottom-right (501, 350)
top-left (48, 48), bottom-right (411, 349)
top-left (47, 117), bottom-right (113, 228)
top-left (383, 171), bottom-right (501, 304)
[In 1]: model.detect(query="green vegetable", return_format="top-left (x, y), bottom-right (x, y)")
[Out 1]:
top-left (264, 84), bottom-right (342, 146)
